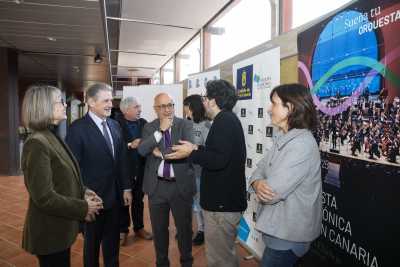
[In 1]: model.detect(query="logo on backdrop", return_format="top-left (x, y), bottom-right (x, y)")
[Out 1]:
top-left (258, 108), bottom-right (264, 118)
top-left (256, 143), bottom-right (263, 154)
top-left (241, 108), bottom-right (247, 117)
top-left (236, 65), bottom-right (253, 100)
top-left (252, 212), bottom-right (257, 222)
top-left (248, 125), bottom-right (254, 135)
top-left (254, 74), bottom-right (272, 90)
top-left (247, 158), bottom-right (253, 168)
top-left (266, 126), bottom-right (273, 137)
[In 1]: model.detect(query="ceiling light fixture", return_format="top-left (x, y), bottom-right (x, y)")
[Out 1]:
top-left (204, 26), bottom-right (225, 35)
top-left (47, 36), bottom-right (56, 42)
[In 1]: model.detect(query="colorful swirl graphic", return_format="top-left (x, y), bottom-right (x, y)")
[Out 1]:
top-left (299, 49), bottom-right (400, 115)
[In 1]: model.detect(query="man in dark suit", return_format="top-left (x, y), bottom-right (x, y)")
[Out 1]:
top-left (118, 97), bottom-right (152, 245)
top-left (66, 83), bottom-right (132, 267)
top-left (138, 93), bottom-right (195, 267)
top-left (167, 80), bottom-right (247, 267)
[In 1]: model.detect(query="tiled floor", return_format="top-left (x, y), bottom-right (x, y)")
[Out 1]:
top-left (0, 176), bottom-right (258, 267)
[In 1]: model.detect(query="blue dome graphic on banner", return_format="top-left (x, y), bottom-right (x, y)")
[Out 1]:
top-left (312, 10), bottom-right (381, 99)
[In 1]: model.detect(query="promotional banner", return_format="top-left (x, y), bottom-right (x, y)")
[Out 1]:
top-left (187, 70), bottom-right (220, 96)
top-left (232, 46), bottom-right (280, 258)
top-left (300, 152), bottom-right (400, 267)
top-left (298, 0), bottom-right (400, 266)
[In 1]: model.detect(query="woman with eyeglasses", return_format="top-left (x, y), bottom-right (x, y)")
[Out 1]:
top-left (249, 84), bottom-right (322, 267)
top-left (21, 85), bottom-right (103, 267)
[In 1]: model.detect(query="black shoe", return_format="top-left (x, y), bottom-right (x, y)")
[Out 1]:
top-left (119, 233), bottom-right (128, 246)
top-left (192, 231), bottom-right (204, 246)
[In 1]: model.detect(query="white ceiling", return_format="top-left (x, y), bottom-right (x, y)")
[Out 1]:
top-left (117, 52), bottom-right (167, 69)
top-left (121, 0), bottom-right (230, 28)
top-left (113, 0), bottom-right (231, 82)
top-left (118, 23), bottom-right (196, 54)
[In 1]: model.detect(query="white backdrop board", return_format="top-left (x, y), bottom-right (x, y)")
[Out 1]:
top-left (123, 84), bottom-right (183, 122)
top-left (233, 47), bottom-right (280, 258)
top-left (187, 70), bottom-right (220, 96)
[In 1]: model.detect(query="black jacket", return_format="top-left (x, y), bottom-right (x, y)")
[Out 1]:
top-left (190, 110), bottom-right (247, 212)
top-left (117, 117), bottom-right (147, 183)
top-left (65, 114), bottom-right (129, 209)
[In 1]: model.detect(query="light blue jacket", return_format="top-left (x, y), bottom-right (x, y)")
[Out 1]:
top-left (249, 128), bottom-right (322, 242)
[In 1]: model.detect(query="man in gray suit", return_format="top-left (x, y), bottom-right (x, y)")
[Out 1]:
top-left (138, 93), bottom-right (194, 267)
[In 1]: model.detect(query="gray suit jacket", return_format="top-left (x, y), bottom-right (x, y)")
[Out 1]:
top-left (249, 128), bottom-right (322, 242)
top-left (138, 117), bottom-right (195, 200)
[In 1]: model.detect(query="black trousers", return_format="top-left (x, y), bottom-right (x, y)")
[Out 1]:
top-left (83, 205), bottom-right (120, 267)
top-left (37, 248), bottom-right (70, 267)
top-left (120, 175), bottom-right (145, 233)
top-left (149, 180), bottom-right (193, 267)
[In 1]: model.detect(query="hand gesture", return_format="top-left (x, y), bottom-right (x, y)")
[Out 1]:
top-left (152, 147), bottom-right (162, 158)
top-left (128, 138), bottom-right (141, 149)
top-left (165, 140), bottom-right (196, 160)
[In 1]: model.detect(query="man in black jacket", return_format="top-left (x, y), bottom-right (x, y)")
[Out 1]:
top-left (118, 97), bottom-right (152, 244)
top-left (166, 80), bottom-right (247, 267)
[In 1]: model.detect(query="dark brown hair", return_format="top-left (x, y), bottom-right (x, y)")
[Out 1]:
top-left (270, 83), bottom-right (317, 131)
top-left (206, 79), bottom-right (238, 111)
top-left (183, 94), bottom-right (206, 123)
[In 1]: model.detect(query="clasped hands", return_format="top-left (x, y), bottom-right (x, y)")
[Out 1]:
top-left (252, 180), bottom-right (276, 203)
top-left (84, 189), bottom-right (103, 222)
top-left (84, 189), bottom-right (131, 223)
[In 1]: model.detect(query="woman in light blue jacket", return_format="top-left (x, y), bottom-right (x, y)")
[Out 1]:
top-left (249, 83), bottom-right (322, 267)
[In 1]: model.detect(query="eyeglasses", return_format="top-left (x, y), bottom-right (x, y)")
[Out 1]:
top-left (54, 99), bottom-right (66, 106)
top-left (154, 103), bottom-right (174, 110)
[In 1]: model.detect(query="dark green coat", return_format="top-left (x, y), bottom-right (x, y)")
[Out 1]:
top-left (21, 130), bottom-right (88, 255)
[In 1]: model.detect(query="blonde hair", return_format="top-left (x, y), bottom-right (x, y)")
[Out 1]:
top-left (22, 85), bottom-right (60, 131)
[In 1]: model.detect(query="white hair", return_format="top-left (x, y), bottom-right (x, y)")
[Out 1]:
top-left (120, 97), bottom-right (139, 112)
